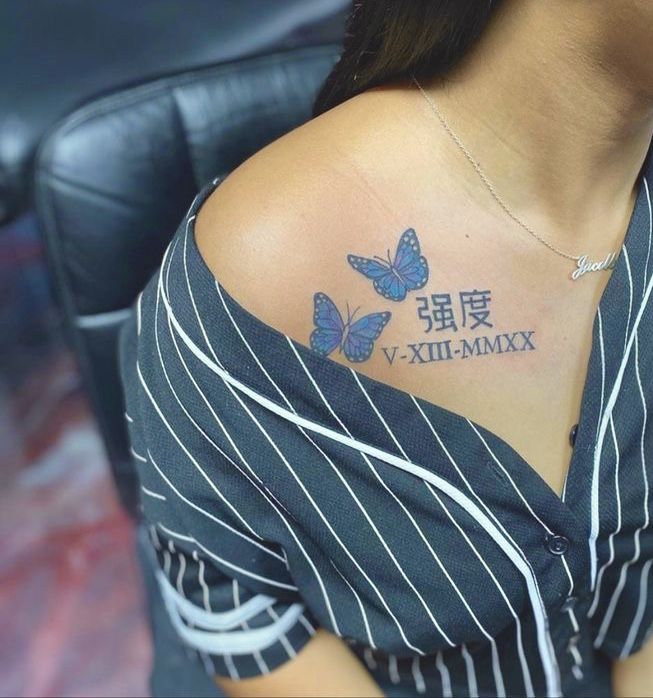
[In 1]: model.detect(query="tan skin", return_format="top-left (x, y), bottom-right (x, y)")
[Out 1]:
top-left (215, 629), bottom-right (383, 698)
top-left (194, 0), bottom-right (653, 695)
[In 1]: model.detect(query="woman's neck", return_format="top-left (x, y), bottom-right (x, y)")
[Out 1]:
top-left (421, 0), bottom-right (653, 248)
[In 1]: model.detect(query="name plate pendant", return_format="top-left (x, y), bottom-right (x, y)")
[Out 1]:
top-left (571, 251), bottom-right (620, 280)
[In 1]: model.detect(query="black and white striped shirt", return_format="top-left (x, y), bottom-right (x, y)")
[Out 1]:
top-left (119, 154), bottom-right (653, 697)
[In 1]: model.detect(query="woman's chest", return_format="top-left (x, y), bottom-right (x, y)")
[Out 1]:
top-left (352, 240), bottom-right (614, 503)
top-left (252, 259), bottom-right (652, 658)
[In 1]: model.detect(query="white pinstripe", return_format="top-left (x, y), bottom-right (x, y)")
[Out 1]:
top-left (589, 242), bottom-right (653, 590)
top-left (588, 416), bottom-right (623, 619)
top-left (643, 177), bottom-right (652, 289)
top-left (297, 614), bottom-right (316, 636)
top-left (363, 647), bottom-right (377, 671)
top-left (388, 654), bottom-right (400, 684)
top-left (622, 246), bottom-right (634, 356)
top-left (461, 643), bottom-right (478, 698)
top-left (621, 559), bottom-right (653, 658)
top-left (329, 559), bottom-right (376, 649)
top-left (411, 656), bottom-right (426, 694)
top-left (234, 580), bottom-right (270, 675)
top-left (141, 485), bottom-right (166, 501)
top-left (594, 330), bottom-right (650, 648)
top-left (176, 551), bottom-right (186, 596)
top-left (130, 447), bottom-right (147, 462)
top-left (266, 607), bottom-right (296, 659)
top-left (194, 551), bottom-right (212, 613)
top-left (136, 290), bottom-right (143, 336)
top-left (436, 650), bottom-right (453, 698)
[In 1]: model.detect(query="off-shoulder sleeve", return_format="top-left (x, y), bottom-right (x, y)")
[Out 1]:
top-left (117, 287), bottom-right (319, 680)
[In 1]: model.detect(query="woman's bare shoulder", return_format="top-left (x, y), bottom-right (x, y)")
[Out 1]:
top-left (193, 88), bottom-right (412, 345)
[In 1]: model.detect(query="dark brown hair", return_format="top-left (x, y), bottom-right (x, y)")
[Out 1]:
top-left (313, 0), bottom-right (501, 117)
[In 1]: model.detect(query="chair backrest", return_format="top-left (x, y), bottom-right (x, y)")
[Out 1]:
top-left (1, 0), bottom-right (348, 224)
top-left (33, 44), bottom-right (340, 516)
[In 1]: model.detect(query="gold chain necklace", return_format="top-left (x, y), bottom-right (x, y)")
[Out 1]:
top-left (412, 75), bottom-right (620, 281)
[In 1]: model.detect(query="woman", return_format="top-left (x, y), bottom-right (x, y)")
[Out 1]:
top-left (119, 1), bottom-right (653, 696)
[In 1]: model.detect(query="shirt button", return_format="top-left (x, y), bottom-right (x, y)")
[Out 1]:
top-left (569, 423), bottom-right (579, 447)
top-left (560, 595), bottom-right (578, 613)
top-left (545, 534), bottom-right (570, 555)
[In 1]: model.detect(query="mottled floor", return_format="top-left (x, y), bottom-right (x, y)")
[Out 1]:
top-left (0, 212), bottom-right (151, 697)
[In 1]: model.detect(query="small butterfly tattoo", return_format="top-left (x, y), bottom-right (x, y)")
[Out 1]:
top-left (347, 228), bottom-right (429, 301)
top-left (310, 292), bottom-right (391, 363)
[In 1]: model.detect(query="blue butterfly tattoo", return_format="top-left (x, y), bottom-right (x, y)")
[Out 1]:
top-left (310, 292), bottom-right (391, 363)
top-left (347, 228), bottom-right (429, 301)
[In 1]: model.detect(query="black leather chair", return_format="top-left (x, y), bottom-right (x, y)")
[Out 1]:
top-left (34, 43), bottom-right (340, 515)
top-left (2, 0), bottom-right (348, 224)
top-left (32, 43), bottom-right (340, 695)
